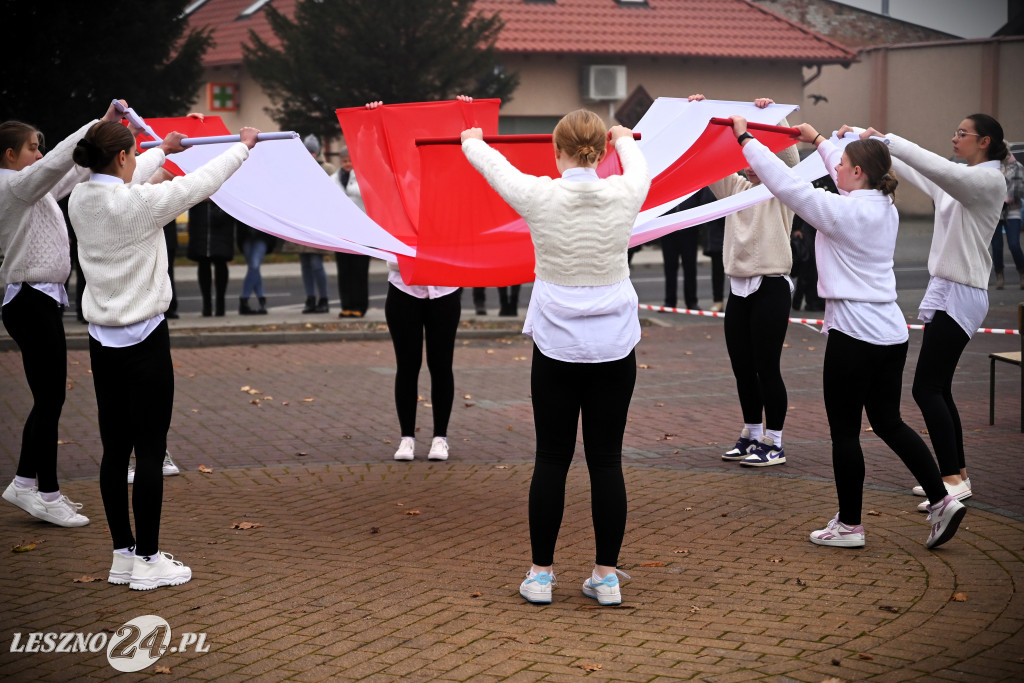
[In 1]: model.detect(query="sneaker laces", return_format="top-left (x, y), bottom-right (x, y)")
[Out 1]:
top-left (52, 495), bottom-right (83, 512)
top-left (525, 570), bottom-right (556, 586)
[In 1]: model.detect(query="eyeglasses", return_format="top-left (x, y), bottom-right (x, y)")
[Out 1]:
top-left (953, 129), bottom-right (980, 140)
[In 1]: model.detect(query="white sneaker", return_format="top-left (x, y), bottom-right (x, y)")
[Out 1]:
top-left (520, 570), bottom-right (555, 604)
top-left (582, 569), bottom-right (630, 606)
top-left (912, 477), bottom-right (970, 497)
top-left (34, 494), bottom-right (89, 527)
top-left (809, 513), bottom-right (866, 548)
top-left (162, 451), bottom-right (180, 476)
top-left (109, 552), bottom-right (134, 585)
top-left (129, 552), bottom-right (192, 591)
top-left (925, 495), bottom-right (966, 549)
top-left (3, 481), bottom-right (40, 516)
top-left (128, 451), bottom-right (181, 484)
top-left (427, 436), bottom-right (449, 461)
top-left (394, 437), bottom-right (415, 461)
top-left (916, 479), bottom-right (972, 512)
top-left (709, 301), bottom-right (723, 313)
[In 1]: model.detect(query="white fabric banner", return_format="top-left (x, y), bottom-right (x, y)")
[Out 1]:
top-left (166, 137), bottom-right (413, 262)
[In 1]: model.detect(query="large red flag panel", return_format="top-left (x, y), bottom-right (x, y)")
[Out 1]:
top-left (131, 116), bottom-right (232, 176)
top-left (139, 101), bottom-right (799, 286)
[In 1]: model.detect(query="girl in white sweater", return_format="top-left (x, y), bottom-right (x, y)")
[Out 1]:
top-left (462, 110), bottom-right (650, 606)
top-left (69, 121), bottom-right (259, 590)
top-left (730, 116), bottom-right (966, 550)
top-left (0, 100), bottom-right (132, 528)
top-left (844, 115), bottom-right (1007, 508)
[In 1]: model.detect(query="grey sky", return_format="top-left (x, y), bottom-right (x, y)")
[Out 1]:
top-left (832, 0), bottom-right (1008, 38)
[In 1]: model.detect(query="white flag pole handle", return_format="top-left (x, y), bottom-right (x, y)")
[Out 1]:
top-left (111, 99), bottom-right (161, 141)
top-left (139, 132), bottom-right (299, 150)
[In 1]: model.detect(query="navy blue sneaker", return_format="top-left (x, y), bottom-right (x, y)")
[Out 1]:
top-left (740, 436), bottom-right (786, 467)
top-left (722, 428), bottom-right (756, 461)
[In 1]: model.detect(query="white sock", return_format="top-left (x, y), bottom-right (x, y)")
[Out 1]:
top-left (39, 490), bottom-right (61, 503)
top-left (744, 424), bottom-right (764, 441)
top-left (14, 476), bottom-right (36, 489)
top-left (766, 429), bottom-right (783, 448)
top-left (114, 546), bottom-right (135, 558)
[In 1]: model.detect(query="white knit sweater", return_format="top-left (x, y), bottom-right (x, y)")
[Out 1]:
top-left (462, 136), bottom-right (650, 286)
top-left (743, 139), bottom-right (898, 302)
top-left (69, 143), bottom-right (249, 325)
top-left (0, 120), bottom-right (97, 288)
top-left (710, 122), bottom-right (799, 278)
top-left (887, 134), bottom-right (1004, 289)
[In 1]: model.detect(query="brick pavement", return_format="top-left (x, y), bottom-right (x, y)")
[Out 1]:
top-left (2, 314), bottom-right (1024, 680)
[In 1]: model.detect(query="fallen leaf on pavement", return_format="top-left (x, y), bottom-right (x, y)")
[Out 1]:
top-left (684, 507), bottom-right (692, 511)
top-left (153, 665), bottom-right (172, 674)
top-left (950, 592), bottom-right (968, 602)
top-left (689, 605), bottom-right (700, 614)
top-left (879, 605), bottom-right (899, 613)
top-left (73, 576), bottom-right (103, 583)
top-left (302, 397), bottom-right (315, 402)
top-left (495, 465), bottom-right (509, 469)
top-left (867, 510), bottom-right (881, 516)
top-left (857, 653), bottom-right (873, 660)
top-left (296, 451), bottom-right (308, 457)
top-left (796, 578), bottom-right (806, 586)
top-left (232, 521), bottom-right (264, 530)
top-left (240, 385), bottom-right (251, 392)
top-left (470, 592), bottom-right (482, 598)
top-left (638, 364), bottom-right (650, 369)
top-left (575, 663), bottom-right (602, 672)
top-left (12, 542), bottom-right (38, 553)
top-left (639, 562), bottom-right (665, 567)
top-left (198, 465), bottom-right (213, 473)
top-left (673, 549), bottom-right (689, 554)
top-left (370, 527), bottom-right (380, 534)
top-left (768, 556), bottom-right (783, 563)
top-left (405, 510), bottom-right (420, 515)
top-left (655, 402), bottom-right (665, 407)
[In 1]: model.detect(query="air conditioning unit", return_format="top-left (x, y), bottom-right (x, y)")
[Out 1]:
top-left (582, 65), bottom-right (627, 101)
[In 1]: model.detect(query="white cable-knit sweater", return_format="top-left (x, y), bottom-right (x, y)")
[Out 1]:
top-left (0, 120), bottom-right (97, 288)
top-left (69, 143), bottom-right (249, 325)
top-left (743, 139), bottom-right (899, 302)
top-left (461, 136), bottom-right (650, 286)
top-left (887, 134), bottom-right (1004, 289)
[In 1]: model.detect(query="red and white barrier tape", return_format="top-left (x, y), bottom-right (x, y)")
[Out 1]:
top-left (638, 304), bottom-right (1021, 335)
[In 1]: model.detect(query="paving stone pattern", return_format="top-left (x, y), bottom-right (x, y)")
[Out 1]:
top-left (1, 320), bottom-right (1023, 681)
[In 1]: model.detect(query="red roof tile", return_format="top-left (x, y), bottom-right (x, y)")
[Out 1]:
top-left (189, 0), bottom-right (855, 67)
top-left (476, 0), bottom-right (856, 62)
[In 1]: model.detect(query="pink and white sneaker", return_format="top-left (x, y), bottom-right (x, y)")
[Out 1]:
top-left (809, 513), bottom-right (865, 548)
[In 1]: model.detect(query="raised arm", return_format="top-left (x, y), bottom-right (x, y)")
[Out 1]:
top-left (610, 127), bottom-right (650, 207)
top-left (733, 116), bottom-right (845, 234)
top-left (461, 128), bottom-right (544, 219)
top-left (135, 128), bottom-right (257, 227)
top-left (885, 133), bottom-right (997, 207)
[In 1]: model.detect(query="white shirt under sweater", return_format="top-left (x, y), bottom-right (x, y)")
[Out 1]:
top-left (0, 119), bottom-right (96, 304)
top-left (69, 142), bottom-right (249, 330)
top-left (462, 140), bottom-right (650, 362)
top-left (743, 138), bottom-right (908, 345)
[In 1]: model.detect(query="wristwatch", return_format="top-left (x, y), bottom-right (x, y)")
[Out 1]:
top-left (736, 132), bottom-right (753, 146)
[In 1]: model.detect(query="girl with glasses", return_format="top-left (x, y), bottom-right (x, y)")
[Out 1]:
top-left (844, 115), bottom-right (1007, 511)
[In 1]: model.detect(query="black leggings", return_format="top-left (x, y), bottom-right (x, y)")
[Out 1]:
top-left (529, 346), bottom-right (636, 567)
top-left (824, 331), bottom-right (946, 525)
top-left (90, 322), bottom-right (173, 556)
top-left (723, 276), bottom-right (790, 430)
top-left (384, 284), bottom-right (461, 437)
top-left (912, 311), bottom-right (971, 477)
top-left (336, 252), bottom-right (370, 314)
top-left (1, 286), bottom-right (66, 493)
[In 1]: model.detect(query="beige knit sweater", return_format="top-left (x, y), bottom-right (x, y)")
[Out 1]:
top-left (69, 143), bottom-right (249, 325)
top-left (462, 136), bottom-right (650, 286)
top-left (710, 124), bottom-right (799, 278)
